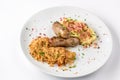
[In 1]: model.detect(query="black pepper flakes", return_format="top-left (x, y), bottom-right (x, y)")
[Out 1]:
top-left (26, 27), bottom-right (28, 30)
top-left (39, 33), bottom-right (42, 35)
top-left (97, 46), bottom-right (100, 49)
top-left (29, 34), bottom-right (31, 36)
top-left (100, 41), bottom-right (102, 43)
top-left (97, 36), bottom-right (99, 38)
top-left (84, 19), bottom-right (86, 21)
top-left (31, 28), bottom-right (34, 31)
top-left (56, 70), bottom-right (58, 72)
top-left (50, 21), bottom-right (53, 23)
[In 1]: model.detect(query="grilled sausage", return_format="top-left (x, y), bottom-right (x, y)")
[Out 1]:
top-left (49, 37), bottom-right (80, 47)
top-left (52, 22), bottom-right (70, 38)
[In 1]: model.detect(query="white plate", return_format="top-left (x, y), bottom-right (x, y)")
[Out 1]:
top-left (20, 6), bottom-right (112, 78)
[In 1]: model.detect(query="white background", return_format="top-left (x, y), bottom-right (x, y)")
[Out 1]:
top-left (0, 0), bottom-right (120, 80)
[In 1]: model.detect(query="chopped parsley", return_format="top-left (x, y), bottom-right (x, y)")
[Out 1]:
top-left (69, 65), bottom-right (76, 68)
top-left (39, 52), bottom-right (45, 56)
top-left (62, 27), bottom-right (66, 30)
top-left (84, 19), bottom-right (86, 21)
top-left (82, 53), bottom-right (85, 56)
top-left (74, 57), bottom-right (76, 60)
top-left (81, 53), bottom-right (85, 59)
top-left (78, 48), bottom-right (80, 51)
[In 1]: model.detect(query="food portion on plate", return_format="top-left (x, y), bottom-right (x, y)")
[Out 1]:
top-left (49, 37), bottom-right (80, 47)
top-left (58, 17), bottom-right (97, 46)
top-left (29, 17), bottom-right (97, 67)
top-left (29, 37), bottom-right (76, 66)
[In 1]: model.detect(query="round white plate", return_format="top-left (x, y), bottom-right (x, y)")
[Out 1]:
top-left (20, 6), bottom-right (112, 78)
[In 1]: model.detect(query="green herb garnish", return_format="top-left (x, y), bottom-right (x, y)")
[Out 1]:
top-left (82, 53), bottom-right (85, 56)
top-left (72, 65), bottom-right (76, 68)
top-left (69, 65), bottom-right (76, 68)
top-left (81, 56), bottom-right (84, 59)
top-left (74, 57), bottom-right (76, 60)
top-left (39, 52), bottom-right (45, 56)
top-left (62, 27), bottom-right (66, 30)
top-left (78, 48), bottom-right (80, 51)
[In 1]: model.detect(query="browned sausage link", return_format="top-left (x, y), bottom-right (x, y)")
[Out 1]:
top-left (49, 37), bottom-right (80, 47)
top-left (52, 21), bottom-right (70, 38)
